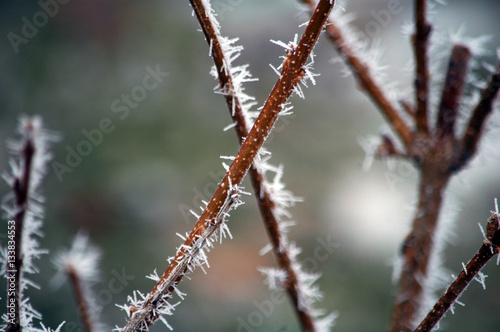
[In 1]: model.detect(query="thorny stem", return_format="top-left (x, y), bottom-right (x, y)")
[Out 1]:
top-left (67, 266), bottom-right (93, 332)
top-left (6, 133), bottom-right (35, 332)
top-left (414, 0), bottom-right (431, 133)
top-left (121, 1), bottom-right (335, 331)
top-left (436, 45), bottom-right (470, 138)
top-left (414, 246), bottom-right (499, 332)
top-left (299, 0), bottom-right (412, 148)
top-left (415, 215), bottom-right (500, 332)
top-left (187, 0), bottom-right (248, 144)
top-left (189, 0), bottom-right (317, 330)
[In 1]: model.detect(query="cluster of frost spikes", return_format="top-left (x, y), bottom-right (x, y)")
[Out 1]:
top-left (51, 233), bottom-right (106, 332)
top-left (203, 1), bottom-right (260, 130)
top-left (117, 183), bottom-right (243, 331)
top-left (259, 241), bottom-right (338, 332)
top-left (0, 116), bottom-right (63, 331)
top-left (270, 34), bottom-right (320, 100)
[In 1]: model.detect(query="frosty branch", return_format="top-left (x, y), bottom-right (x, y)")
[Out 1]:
top-left (188, 0), bottom-right (333, 330)
top-left (120, 1), bottom-right (335, 331)
top-left (1, 117), bottom-right (58, 331)
top-left (415, 212), bottom-right (500, 332)
top-left (300, 0), bottom-right (412, 148)
top-left (6, 125), bottom-right (35, 332)
top-left (299, 0), bottom-right (500, 331)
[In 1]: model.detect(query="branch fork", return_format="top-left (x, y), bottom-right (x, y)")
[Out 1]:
top-left (298, 1), bottom-right (500, 331)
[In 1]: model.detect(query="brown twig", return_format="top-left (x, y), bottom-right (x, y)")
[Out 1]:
top-left (188, 0), bottom-right (320, 330)
top-left (300, 0), bottom-right (412, 148)
top-left (459, 63), bottom-right (500, 165)
top-left (414, 213), bottom-right (500, 332)
top-left (121, 1), bottom-right (335, 330)
top-left (6, 132), bottom-right (35, 332)
top-left (67, 266), bottom-right (93, 332)
top-left (413, 0), bottom-right (432, 133)
top-left (436, 45), bottom-right (471, 138)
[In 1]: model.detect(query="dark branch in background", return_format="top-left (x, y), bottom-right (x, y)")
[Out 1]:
top-left (188, 0), bottom-right (321, 330)
top-left (413, 0), bottom-right (431, 133)
top-left (67, 266), bottom-right (93, 332)
top-left (415, 213), bottom-right (500, 332)
top-left (297, 0), bottom-right (500, 331)
top-left (299, 0), bottom-right (412, 148)
top-left (7, 132), bottom-right (35, 332)
top-left (121, 1), bottom-right (335, 330)
top-left (459, 63), bottom-right (500, 165)
top-left (436, 45), bottom-right (470, 138)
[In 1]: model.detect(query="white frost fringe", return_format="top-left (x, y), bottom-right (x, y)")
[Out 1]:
top-left (0, 116), bottom-right (63, 331)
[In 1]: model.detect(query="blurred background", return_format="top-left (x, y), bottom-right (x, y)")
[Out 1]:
top-left (1, 0), bottom-right (500, 331)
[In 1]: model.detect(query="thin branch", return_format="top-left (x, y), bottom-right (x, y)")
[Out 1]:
top-left (188, 0), bottom-right (249, 143)
top-left (300, 0), bottom-right (412, 148)
top-left (6, 129), bottom-right (35, 332)
top-left (189, 0), bottom-right (323, 330)
top-left (67, 266), bottom-right (93, 332)
top-left (121, 1), bottom-right (335, 330)
top-left (413, 0), bottom-right (432, 133)
top-left (436, 44), bottom-right (471, 138)
top-left (459, 63), bottom-right (500, 163)
top-left (414, 214), bottom-right (500, 332)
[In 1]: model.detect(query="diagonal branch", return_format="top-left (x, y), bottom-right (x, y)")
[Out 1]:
top-left (188, 0), bottom-right (250, 143)
top-left (459, 62), bottom-right (500, 164)
top-left (300, 0), bottom-right (412, 148)
top-left (414, 213), bottom-right (500, 332)
top-left (436, 44), bottom-right (470, 138)
top-left (121, 1), bottom-right (335, 330)
top-left (188, 0), bottom-right (325, 330)
top-left (413, 0), bottom-right (432, 133)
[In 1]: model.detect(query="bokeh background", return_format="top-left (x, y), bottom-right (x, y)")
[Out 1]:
top-left (1, 0), bottom-right (500, 331)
